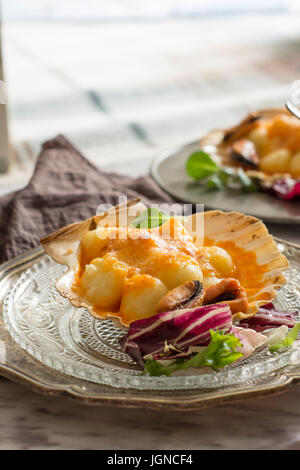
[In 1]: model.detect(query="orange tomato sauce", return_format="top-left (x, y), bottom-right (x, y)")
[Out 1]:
top-left (204, 237), bottom-right (267, 293)
top-left (74, 226), bottom-right (266, 314)
top-left (251, 114), bottom-right (300, 157)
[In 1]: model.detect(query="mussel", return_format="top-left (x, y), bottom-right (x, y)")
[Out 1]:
top-left (230, 138), bottom-right (259, 168)
top-left (156, 280), bottom-right (205, 312)
top-left (203, 278), bottom-right (248, 315)
top-left (222, 111), bottom-right (261, 143)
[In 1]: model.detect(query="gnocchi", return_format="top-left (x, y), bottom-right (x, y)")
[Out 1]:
top-left (197, 246), bottom-right (235, 278)
top-left (247, 114), bottom-right (300, 176)
top-left (81, 228), bottom-right (114, 264)
top-left (202, 275), bottom-right (221, 290)
top-left (119, 274), bottom-right (168, 322)
top-left (289, 152), bottom-right (300, 177)
top-left (248, 126), bottom-right (268, 154)
top-left (81, 254), bottom-right (128, 310)
top-left (259, 148), bottom-right (291, 174)
top-left (149, 254), bottom-right (203, 290)
top-left (77, 219), bottom-right (241, 324)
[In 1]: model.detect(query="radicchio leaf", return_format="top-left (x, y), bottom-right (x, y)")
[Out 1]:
top-left (231, 326), bottom-right (267, 357)
top-left (238, 303), bottom-right (298, 332)
top-left (271, 178), bottom-right (300, 200)
top-left (119, 304), bottom-right (232, 367)
top-left (143, 329), bottom-right (243, 376)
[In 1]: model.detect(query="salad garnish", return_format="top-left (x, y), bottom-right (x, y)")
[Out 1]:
top-left (186, 150), bottom-right (258, 192)
top-left (120, 300), bottom-right (299, 376)
top-left (130, 207), bottom-right (169, 229)
top-left (271, 178), bottom-right (300, 200)
top-left (238, 303), bottom-right (297, 332)
top-left (120, 303), bottom-right (233, 367)
top-left (268, 322), bottom-right (300, 352)
top-left (143, 329), bottom-right (243, 377)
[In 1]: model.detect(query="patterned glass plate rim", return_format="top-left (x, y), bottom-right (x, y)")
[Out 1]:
top-left (2, 242), bottom-right (300, 391)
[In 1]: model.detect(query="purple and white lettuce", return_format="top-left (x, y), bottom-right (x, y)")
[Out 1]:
top-left (271, 178), bottom-right (300, 200)
top-left (119, 303), bottom-right (232, 367)
top-left (231, 326), bottom-right (267, 358)
top-left (119, 302), bottom-right (299, 376)
top-left (238, 303), bottom-right (297, 332)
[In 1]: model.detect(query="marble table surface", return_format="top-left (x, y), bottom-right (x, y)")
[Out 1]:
top-left (1, 375), bottom-right (300, 450)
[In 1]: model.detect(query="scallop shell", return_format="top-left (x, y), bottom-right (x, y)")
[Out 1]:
top-left (189, 209), bottom-right (289, 320)
top-left (41, 200), bottom-right (289, 327)
top-left (200, 107), bottom-right (293, 184)
top-left (41, 198), bottom-right (147, 329)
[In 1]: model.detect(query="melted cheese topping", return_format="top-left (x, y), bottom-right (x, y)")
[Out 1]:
top-left (73, 218), bottom-right (264, 324)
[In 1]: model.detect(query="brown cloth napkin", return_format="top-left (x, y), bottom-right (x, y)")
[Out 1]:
top-left (0, 135), bottom-right (175, 264)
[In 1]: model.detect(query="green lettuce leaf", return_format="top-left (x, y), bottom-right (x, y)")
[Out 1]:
top-left (143, 329), bottom-right (243, 377)
top-left (269, 322), bottom-right (300, 352)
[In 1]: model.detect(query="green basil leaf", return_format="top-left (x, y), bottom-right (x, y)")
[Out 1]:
top-left (130, 208), bottom-right (169, 229)
top-left (186, 151), bottom-right (219, 180)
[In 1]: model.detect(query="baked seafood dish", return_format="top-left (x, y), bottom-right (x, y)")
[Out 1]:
top-left (41, 200), bottom-right (299, 377)
top-left (186, 108), bottom-right (300, 200)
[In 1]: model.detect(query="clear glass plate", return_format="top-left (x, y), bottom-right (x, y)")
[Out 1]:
top-left (3, 243), bottom-right (300, 391)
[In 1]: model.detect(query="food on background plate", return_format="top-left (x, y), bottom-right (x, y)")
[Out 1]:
top-left (41, 199), bottom-right (297, 377)
top-left (186, 108), bottom-right (300, 200)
